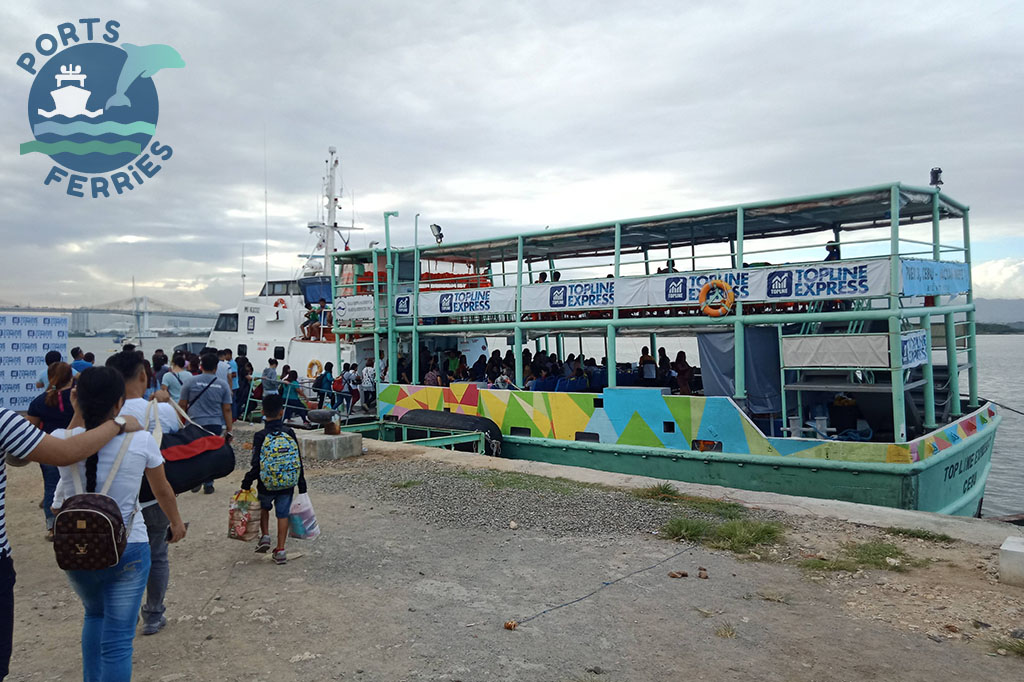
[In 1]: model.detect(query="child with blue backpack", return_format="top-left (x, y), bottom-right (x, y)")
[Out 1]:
top-left (239, 394), bottom-right (307, 564)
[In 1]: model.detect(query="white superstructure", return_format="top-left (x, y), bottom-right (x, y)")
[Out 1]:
top-left (206, 148), bottom-right (373, 382)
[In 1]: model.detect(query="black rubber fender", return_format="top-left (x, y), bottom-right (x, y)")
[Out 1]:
top-left (397, 409), bottom-right (503, 456)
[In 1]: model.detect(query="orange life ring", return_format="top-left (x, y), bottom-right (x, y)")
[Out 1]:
top-left (698, 280), bottom-right (735, 318)
top-left (274, 298), bottom-right (288, 308)
top-left (307, 359), bottom-right (323, 379)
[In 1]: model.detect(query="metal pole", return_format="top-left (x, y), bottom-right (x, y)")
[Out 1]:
top-left (371, 246), bottom-right (380, 390)
top-left (943, 200), bottom-right (963, 417)
top-left (414, 213), bottom-right (419, 248)
top-left (412, 244), bottom-right (420, 383)
top-left (384, 211), bottom-right (398, 385)
top-left (963, 208), bottom-right (978, 408)
top-left (606, 324), bottom-right (617, 387)
top-left (921, 192), bottom-right (940, 428)
top-left (733, 208), bottom-right (746, 401)
top-left (514, 236), bottom-right (524, 387)
top-left (888, 185), bottom-right (907, 441)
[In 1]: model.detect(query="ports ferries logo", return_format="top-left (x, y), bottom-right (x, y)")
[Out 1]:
top-left (16, 19), bottom-right (184, 198)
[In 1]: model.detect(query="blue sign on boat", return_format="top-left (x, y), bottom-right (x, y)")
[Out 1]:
top-left (901, 259), bottom-right (970, 296)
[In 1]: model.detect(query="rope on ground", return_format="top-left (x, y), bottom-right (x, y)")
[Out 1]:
top-left (512, 546), bottom-right (691, 627)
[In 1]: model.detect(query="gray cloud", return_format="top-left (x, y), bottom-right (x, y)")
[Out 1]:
top-left (3, 0), bottom-right (1023, 310)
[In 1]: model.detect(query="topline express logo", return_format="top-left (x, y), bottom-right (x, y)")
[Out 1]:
top-left (16, 19), bottom-right (184, 198)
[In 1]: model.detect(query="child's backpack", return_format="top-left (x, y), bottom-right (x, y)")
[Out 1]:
top-left (259, 430), bottom-right (301, 491)
top-left (53, 434), bottom-right (135, 571)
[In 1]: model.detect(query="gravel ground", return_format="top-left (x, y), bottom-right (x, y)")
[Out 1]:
top-left (307, 457), bottom-right (785, 537)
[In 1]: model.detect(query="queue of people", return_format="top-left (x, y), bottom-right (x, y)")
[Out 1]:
top-left (0, 342), bottom-right (276, 680)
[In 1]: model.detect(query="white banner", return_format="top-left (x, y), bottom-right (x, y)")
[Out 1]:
top-left (416, 287), bottom-right (517, 317)
top-left (0, 313), bottom-right (69, 411)
top-left (648, 269), bottom-right (753, 305)
top-left (399, 259), bottom-right (891, 318)
top-left (335, 295), bottom-right (376, 321)
top-left (755, 259), bottom-right (890, 301)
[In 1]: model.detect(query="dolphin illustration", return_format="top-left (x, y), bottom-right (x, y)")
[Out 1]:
top-left (105, 43), bottom-right (185, 109)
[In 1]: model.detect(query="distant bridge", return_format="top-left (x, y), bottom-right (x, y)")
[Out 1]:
top-left (0, 297), bottom-right (219, 333)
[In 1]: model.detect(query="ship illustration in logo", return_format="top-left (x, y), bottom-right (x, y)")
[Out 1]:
top-left (37, 65), bottom-right (103, 118)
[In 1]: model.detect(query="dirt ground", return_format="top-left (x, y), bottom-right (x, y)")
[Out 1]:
top-left (5, 433), bottom-right (1023, 682)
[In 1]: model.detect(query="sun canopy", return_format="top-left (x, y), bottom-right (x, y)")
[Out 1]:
top-left (340, 183), bottom-right (962, 265)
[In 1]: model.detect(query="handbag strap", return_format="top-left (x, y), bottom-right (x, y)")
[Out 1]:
top-left (186, 376), bottom-right (216, 410)
top-left (145, 400), bottom-right (163, 445)
top-left (69, 432), bottom-right (134, 496)
top-left (165, 396), bottom-right (219, 436)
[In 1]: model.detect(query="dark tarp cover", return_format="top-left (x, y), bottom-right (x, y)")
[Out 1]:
top-left (697, 328), bottom-right (781, 414)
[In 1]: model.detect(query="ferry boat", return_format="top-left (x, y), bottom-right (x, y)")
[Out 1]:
top-left (206, 148), bottom-right (372, 382)
top-left (331, 182), bottom-right (1000, 516)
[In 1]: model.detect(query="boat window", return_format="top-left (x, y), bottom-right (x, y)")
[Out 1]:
top-left (574, 432), bottom-right (600, 443)
top-left (274, 346), bottom-right (285, 360)
top-left (213, 313), bottom-right (238, 332)
top-left (289, 281), bottom-right (302, 295)
top-left (299, 276), bottom-right (333, 305)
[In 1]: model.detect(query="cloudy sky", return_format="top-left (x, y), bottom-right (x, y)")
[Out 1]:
top-left (2, 0), bottom-right (1023, 311)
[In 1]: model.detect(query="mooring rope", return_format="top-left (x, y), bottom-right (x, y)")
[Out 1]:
top-left (513, 546), bottom-right (691, 627)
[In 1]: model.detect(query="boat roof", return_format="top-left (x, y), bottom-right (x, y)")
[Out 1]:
top-left (336, 182), bottom-right (965, 264)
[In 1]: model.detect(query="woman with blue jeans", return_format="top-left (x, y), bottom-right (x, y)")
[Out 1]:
top-left (51, 367), bottom-right (186, 682)
top-left (26, 362), bottom-right (76, 539)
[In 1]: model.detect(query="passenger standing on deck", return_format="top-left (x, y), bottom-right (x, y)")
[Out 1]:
top-left (179, 353), bottom-right (233, 494)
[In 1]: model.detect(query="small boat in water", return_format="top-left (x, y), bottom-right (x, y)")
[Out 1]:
top-left (331, 181), bottom-right (1000, 517)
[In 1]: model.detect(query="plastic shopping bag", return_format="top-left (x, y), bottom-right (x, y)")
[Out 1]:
top-left (228, 489), bottom-right (261, 541)
top-left (288, 492), bottom-right (320, 540)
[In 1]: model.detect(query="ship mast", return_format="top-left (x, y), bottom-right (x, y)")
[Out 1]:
top-left (325, 146), bottom-right (339, 264)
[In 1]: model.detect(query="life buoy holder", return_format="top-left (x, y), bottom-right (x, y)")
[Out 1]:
top-left (274, 298), bottom-right (288, 309)
top-left (307, 359), bottom-right (323, 379)
top-left (698, 280), bottom-right (735, 318)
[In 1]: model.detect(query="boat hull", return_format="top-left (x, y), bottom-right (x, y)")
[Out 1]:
top-left (502, 415), bottom-right (998, 516)
top-left (376, 383), bottom-right (1000, 516)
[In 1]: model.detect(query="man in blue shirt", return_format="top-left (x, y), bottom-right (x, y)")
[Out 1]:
top-left (179, 353), bottom-right (233, 494)
top-left (69, 347), bottom-right (92, 373)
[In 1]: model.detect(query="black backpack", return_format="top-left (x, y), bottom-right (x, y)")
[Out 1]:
top-left (53, 433), bottom-right (135, 571)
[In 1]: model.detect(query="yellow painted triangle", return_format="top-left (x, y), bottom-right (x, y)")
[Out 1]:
top-left (480, 389), bottom-right (508, 426)
top-left (548, 393), bottom-right (590, 440)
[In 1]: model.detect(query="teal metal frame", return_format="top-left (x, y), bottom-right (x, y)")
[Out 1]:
top-left (331, 182), bottom-right (978, 444)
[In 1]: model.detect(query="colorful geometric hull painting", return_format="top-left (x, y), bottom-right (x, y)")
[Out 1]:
top-left (377, 385), bottom-right (998, 466)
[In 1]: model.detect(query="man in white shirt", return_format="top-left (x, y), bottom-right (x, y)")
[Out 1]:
top-left (216, 349), bottom-right (234, 391)
top-left (105, 350), bottom-right (182, 636)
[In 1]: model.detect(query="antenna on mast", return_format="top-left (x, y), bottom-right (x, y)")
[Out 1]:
top-left (241, 242), bottom-right (246, 297)
top-left (263, 124), bottom-right (269, 285)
